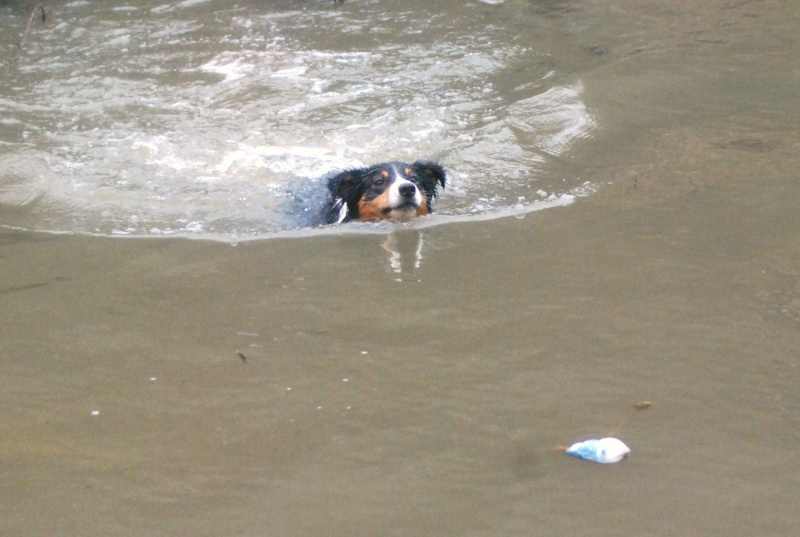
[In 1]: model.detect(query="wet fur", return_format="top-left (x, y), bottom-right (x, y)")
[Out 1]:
top-left (325, 161), bottom-right (446, 224)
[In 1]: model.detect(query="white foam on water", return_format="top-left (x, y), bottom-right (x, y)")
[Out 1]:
top-left (0, 3), bottom-right (597, 240)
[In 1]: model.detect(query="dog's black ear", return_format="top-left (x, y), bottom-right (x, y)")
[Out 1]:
top-left (326, 169), bottom-right (365, 223)
top-left (411, 161), bottom-right (446, 199)
top-left (327, 170), bottom-right (360, 200)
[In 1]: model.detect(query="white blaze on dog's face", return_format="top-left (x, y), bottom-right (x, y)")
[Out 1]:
top-left (355, 163), bottom-right (429, 221)
top-left (387, 172), bottom-right (423, 220)
top-left (326, 160), bottom-right (446, 223)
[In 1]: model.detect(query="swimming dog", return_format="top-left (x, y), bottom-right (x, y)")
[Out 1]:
top-left (325, 161), bottom-right (446, 224)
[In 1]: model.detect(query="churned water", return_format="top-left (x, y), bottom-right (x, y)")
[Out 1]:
top-left (1, 0), bottom-right (595, 238)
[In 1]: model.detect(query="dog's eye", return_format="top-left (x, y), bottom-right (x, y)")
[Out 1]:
top-left (373, 178), bottom-right (385, 187)
top-left (409, 175), bottom-right (419, 183)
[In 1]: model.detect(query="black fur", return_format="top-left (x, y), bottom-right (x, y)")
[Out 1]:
top-left (325, 161), bottom-right (446, 224)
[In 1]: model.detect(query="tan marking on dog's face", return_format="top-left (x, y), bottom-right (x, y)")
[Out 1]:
top-left (415, 193), bottom-right (430, 216)
top-left (358, 190), bottom-right (392, 221)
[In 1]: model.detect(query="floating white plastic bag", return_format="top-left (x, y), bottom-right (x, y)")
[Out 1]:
top-left (560, 401), bottom-right (649, 464)
top-left (566, 437), bottom-right (630, 464)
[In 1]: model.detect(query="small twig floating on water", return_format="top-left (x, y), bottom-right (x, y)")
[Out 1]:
top-left (608, 400), bottom-right (651, 437)
top-left (12, 2), bottom-right (46, 61)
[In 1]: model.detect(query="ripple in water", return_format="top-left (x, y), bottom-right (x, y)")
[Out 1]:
top-left (0, 1), bottom-right (596, 239)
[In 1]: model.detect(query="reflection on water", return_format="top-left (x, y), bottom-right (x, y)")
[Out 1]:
top-left (0, 0), bottom-right (595, 239)
top-left (382, 229), bottom-right (424, 275)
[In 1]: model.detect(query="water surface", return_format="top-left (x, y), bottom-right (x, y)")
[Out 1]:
top-left (1, 0), bottom-right (595, 237)
top-left (1, 1), bottom-right (799, 536)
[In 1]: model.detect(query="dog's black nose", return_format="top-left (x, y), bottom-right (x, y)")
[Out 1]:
top-left (399, 183), bottom-right (417, 198)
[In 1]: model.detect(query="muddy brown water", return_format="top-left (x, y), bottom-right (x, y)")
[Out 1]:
top-left (2, 1), bottom-right (800, 536)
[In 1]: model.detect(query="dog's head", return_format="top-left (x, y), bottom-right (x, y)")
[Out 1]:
top-left (327, 161), bottom-right (446, 223)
